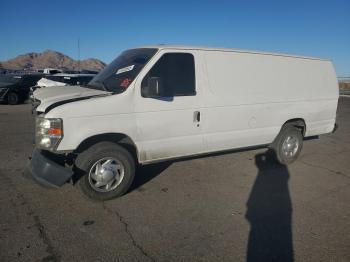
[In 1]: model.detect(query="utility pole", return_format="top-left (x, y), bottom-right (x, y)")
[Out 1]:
top-left (78, 37), bottom-right (80, 72)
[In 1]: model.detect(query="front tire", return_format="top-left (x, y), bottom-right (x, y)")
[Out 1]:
top-left (271, 125), bottom-right (303, 165)
top-left (75, 142), bottom-right (135, 201)
top-left (7, 92), bottom-right (19, 105)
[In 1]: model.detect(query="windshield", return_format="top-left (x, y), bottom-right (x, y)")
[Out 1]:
top-left (88, 48), bottom-right (158, 93)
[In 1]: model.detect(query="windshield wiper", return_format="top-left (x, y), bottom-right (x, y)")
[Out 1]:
top-left (86, 81), bottom-right (107, 91)
top-left (101, 80), bottom-right (108, 91)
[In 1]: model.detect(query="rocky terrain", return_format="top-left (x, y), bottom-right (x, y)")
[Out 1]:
top-left (339, 81), bottom-right (350, 89)
top-left (0, 50), bottom-right (106, 71)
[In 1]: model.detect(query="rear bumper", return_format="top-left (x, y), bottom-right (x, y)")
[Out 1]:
top-left (26, 149), bottom-right (73, 187)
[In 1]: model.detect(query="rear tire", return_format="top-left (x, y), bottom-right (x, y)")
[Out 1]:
top-left (271, 125), bottom-right (303, 165)
top-left (7, 92), bottom-right (19, 105)
top-left (75, 142), bottom-right (135, 201)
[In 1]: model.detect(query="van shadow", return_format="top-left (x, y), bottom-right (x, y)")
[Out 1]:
top-left (129, 145), bottom-right (269, 192)
top-left (130, 161), bottom-right (172, 192)
top-left (129, 145), bottom-right (272, 192)
top-left (246, 150), bottom-right (294, 262)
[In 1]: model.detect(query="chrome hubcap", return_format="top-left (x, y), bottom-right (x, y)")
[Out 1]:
top-left (282, 135), bottom-right (299, 157)
top-left (88, 157), bottom-right (124, 192)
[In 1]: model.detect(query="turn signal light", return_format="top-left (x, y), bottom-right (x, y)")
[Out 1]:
top-left (47, 128), bottom-right (63, 136)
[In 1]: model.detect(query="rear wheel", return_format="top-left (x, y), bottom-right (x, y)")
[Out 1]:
top-left (7, 92), bottom-right (19, 105)
top-left (271, 125), bottom-right (303, 165)
top-left (75, 142), bottom-right (135, 201)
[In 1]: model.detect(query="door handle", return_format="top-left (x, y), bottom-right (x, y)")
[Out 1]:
top-left (194, 111), bottom-right (200, 124)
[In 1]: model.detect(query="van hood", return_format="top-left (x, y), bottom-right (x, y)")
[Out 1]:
top-left (33, 85), bottom-right (110, 113)
top-left (36, 77), bottom-right (68, 87)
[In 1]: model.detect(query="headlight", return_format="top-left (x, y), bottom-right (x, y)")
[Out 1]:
top-left (35, 117), bottom-right (63, 150)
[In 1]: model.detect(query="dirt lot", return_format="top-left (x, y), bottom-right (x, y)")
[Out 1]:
top-left (0, 97), bottom-right (349, 262)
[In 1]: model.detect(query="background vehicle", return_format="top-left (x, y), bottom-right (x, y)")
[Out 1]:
top-left (37, 68), bottom-right (63, 74)
top-left (30, 73), bottom-right (97, 100)
top-left (0, 74), bottom-right (43, 104)
top-left (35, 73), bottom-right (96, 88)
top-left (28, 46), bottom-right (339, 200)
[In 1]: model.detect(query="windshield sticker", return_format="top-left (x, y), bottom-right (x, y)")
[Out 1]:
top-left (116, 65), bottom-right (135, 75)
top-left (120, 78), bottom-right (132, 88)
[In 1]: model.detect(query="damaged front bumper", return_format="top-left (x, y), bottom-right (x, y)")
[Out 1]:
top-left (26, 149), bottom-right (73, 187)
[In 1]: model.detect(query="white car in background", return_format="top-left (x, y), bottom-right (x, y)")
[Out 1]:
top-left (31, 73), bottom-right (96, 100)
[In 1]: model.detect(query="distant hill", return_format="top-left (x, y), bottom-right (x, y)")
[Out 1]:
top-left (0, 50), bottom-right (106, 71)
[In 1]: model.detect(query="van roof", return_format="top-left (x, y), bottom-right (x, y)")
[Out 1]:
top-left (138, 45), bottom-right (329, 61)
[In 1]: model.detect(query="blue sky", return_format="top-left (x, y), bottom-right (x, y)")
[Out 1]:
top-left (1, 0), bottom-right (349, 76)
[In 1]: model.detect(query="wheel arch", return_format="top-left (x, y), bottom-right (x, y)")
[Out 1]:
top-left (74, 133), bottom-right (139, 163)
top-left (282, 118), bottom-right (307, 136)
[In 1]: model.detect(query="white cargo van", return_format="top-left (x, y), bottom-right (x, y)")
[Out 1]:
top-left (28, 45), bottom-right (339, 200)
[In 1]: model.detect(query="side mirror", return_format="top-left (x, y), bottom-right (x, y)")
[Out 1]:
top-left (142, 77), bottom-right (164, 97)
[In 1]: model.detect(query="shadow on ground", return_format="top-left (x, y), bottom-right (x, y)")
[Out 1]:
top-left (246, 150), bottom-right (294, 262)
top-left (130, 162), bottom-right (172, 191)
top-left (130, 145), bottom-right (271, 192)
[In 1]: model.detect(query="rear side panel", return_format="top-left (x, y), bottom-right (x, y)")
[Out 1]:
top-left (201, 50), bottom-right (338, 152)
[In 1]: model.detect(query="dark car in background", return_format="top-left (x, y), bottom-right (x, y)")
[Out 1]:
top-left (0, 74), bottom-right (43, 104)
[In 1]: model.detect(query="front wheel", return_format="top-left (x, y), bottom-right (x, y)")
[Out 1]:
top-left (75, 142), bottom-right (135, 201)
top-left (7, 92), bottom-right (19, 105)
top-left (271, 125), bottom-right (303, 165)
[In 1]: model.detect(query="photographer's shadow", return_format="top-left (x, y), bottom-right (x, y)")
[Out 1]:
top-left (246, 150), bottom-right (294, 262)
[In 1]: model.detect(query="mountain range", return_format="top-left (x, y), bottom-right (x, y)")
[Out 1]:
top-left (0, 50), bottom-right (106, 71)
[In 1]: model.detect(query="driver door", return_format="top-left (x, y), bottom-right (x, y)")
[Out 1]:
top-left (134, 50), bottom-right (204, 163)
